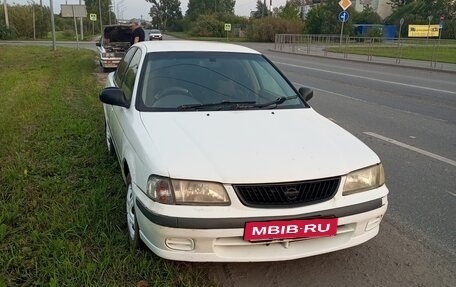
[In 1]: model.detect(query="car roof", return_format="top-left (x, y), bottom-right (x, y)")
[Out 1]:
top-left (135, 40), bottom-right (261, 54)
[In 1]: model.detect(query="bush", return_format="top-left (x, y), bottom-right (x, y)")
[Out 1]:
top-left (246, 17), bottom-right (304, 42)
top-left (0, 24), bottom-right (16, 40)
top-left (365, 27), bottom-right (383, 38)
top-left (188, 13), bottom-right (249, 37)
top-left (442, 19), bottom-right (456, 39)
top-left (189, 14), bottom-right (225, 37)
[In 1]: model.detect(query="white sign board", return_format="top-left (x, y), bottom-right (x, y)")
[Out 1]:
top-left (61, 5), bottom-right (87, 18)
top-left (90, 13), bottom-right (97, 21)
top-left (224, 23), bottom-right (232, 32)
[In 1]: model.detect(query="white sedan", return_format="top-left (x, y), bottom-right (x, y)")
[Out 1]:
top-left (99, 41), bottom-right (388, 262)
top-left (149, 29), bottom-right (162, 40)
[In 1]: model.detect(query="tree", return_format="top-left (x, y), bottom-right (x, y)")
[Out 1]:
top-left (186, 0), bottom-right (235, 21)
top-left (0, 4), bottom-right (51, 39)
top-left (84, 0), bottom-right (116, 30)
top-left (352, 6), bottom-right (382, 24)
top-left (304, 0), bottom-right (355, 34)
top-left (147, 0), bottom-right (182, 30)
top-left (385, 0), bottom-right (456, 38)
top-left (251, 0), bottom-right (270, 19)
top-left (387, 0), bottom-right (416, 11)
top-left (277, 1), bottom-right (300, 20)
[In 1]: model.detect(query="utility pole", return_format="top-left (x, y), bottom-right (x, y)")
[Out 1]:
top-left (79, 0), bottom-right (83, 40)
top-left (50, 0), bottom-right (56, 50)
top-left (32, 2), bottom-right (35, 40)
top-left (98, 0), bottom-right (103, 34)
top-left (3, 0), bottom-right (9, 28)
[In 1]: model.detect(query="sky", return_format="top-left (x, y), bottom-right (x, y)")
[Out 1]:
top-left (11, 0), bottom-right (289, 19)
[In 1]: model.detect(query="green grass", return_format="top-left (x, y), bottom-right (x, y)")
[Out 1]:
top-left (41, 31), bottom-right (97, 41)
top-left (165, 31), bottom-right (248, 42)
top-left (325, 45), bottom-right (456, 64)
top-left (0, 46), bottom-right (214, 286)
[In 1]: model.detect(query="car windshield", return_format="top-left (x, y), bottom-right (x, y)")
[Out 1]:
top-left (136, 52), bottom-right (305, 111)
top-left (150, 30), bottom-right (161, 34)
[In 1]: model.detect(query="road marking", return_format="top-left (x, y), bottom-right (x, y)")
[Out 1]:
top-left (446, 191), bottom-right (456, 197)
top-left (278, 61), bottom-right (456, 95)
top-left (364, 132), bottom-right (456, 167)
top-left (293, 82), bottom-right (369, 103)
top-left (293, 82), bottom-right (448, 123)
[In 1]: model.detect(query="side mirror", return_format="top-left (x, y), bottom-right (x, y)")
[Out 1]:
top-left (96, 42), bottom-right (101, 47)
top-left (299, 87), bottom-right (313, 101)
top-left (99, 87), bottom-right (130, 108)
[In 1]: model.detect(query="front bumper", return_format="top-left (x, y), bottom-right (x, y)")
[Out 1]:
top-left (135, 194), bottom-right (388, 262)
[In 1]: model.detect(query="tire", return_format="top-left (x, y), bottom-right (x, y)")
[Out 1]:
top-left (105, 122), bottom-right (115, 156)
top-left (126, 174), bottom-right (144, 249)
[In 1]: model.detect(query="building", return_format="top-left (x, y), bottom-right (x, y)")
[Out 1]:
top-left (353, 0), bottom-right (392, 19)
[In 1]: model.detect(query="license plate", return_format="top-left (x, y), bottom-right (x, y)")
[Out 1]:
top-left (244, 218), bottom-right (338, 241)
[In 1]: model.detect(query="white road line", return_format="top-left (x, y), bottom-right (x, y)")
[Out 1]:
top-left (364, 132), bottom-right (456, 167)
top-left (446, 191), bottom-right (456, 197)
top-left (292, 82), bottom-right (448, 123)
top-left (277, 61), bottom-right (456, 95)
top-left (292, 82), bottom-right (369, 103)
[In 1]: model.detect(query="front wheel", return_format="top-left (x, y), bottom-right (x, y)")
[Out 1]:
top-left (126, 175), bottom-right (144, 249)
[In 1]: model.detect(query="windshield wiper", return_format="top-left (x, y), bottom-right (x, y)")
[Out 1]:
top-left (178, 100), bottom-right (256, 111)
top-left (252, 95), bottom-right (298, 109)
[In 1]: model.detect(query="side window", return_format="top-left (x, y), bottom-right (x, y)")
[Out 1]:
top-left (121, 49), bottom-right (142, 102)
top-left (114, 48), bottom-right (137, 86)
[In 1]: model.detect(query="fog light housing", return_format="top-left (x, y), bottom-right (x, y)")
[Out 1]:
top-left (365, 216), bottom-right (383, 231)
top-left (165, 238), bottom-right (195, 251)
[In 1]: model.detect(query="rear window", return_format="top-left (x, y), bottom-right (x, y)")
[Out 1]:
top-left (136, 52), bottom-right (304, 111)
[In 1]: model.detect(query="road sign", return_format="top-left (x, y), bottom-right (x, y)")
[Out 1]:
top-left (61, 4), bottom-right (87, 18)
top-left (224, 23), bottom-right (231, 32)
top-left (339, 11), bottom-right (349, 23)
top-left (90, 13), bottom-right (97, 21)
top-left (339, 0), bottom-right (352, 11)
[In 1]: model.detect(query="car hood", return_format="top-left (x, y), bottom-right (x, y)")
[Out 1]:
top-left (139, 109), bottom-right (379, 184)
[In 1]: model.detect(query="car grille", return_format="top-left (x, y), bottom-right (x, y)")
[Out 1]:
top-left (233, 177), bottom-right (340, 208)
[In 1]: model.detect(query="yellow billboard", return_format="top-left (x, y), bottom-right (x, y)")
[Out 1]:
top-left (408, 25), bottom-right (440, 37)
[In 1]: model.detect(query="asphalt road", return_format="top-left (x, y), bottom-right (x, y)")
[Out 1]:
top-left (3, 38), bottom-right (455, 286)
top-left (210, 42), bottom-right (455, 286)
top-left (258, 48), bottom-right (456, 252)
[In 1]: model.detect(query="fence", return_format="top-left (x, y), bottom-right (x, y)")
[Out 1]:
top-left (274, 34), bottom-right (456, 71)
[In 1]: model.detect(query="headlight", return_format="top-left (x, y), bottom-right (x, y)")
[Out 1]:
top-left (146, 175), bottom-right (230, 205)
top-left (342, 164), bottom-right (385, 195)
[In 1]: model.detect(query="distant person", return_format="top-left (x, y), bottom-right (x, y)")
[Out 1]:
top-left (130, 21), bottom-right (145, 45)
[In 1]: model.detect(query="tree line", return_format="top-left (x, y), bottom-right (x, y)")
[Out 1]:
top-left (1, 0), bottom-right (455, 40)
